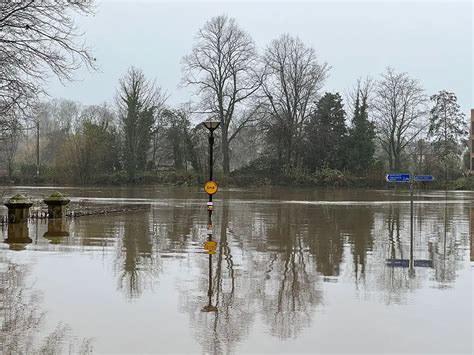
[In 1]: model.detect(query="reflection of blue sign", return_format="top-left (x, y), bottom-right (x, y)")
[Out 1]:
top-left (414, 175), bottom-right (434, 182)
top-left (385, 174), bottom-right (411, 182)
top-left (386, 259), bottom-right (433, 268)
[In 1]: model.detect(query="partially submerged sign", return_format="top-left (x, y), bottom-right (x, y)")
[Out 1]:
top-left (204, 181), bottom-right (218, 195)
top-left (385, 174), bottom-right (435, 183)
top-left (414, 175), bottom-right (434, 182)
top-left (385, 173), bottom-right (411, 182)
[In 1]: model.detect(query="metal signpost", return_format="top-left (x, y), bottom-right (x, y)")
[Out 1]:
top-left (202, 119), bottom-right (220, 230)
top-left (385, 173), bottom-right (434, 276)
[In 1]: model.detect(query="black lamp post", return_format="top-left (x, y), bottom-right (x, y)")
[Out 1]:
top-left (202, 119), bottom-right (220, 182)
top-left (202, 119), bottom-right (221, 223)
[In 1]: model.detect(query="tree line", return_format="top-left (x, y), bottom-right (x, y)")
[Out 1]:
top-left (0, 4), bottom-right (469, 186)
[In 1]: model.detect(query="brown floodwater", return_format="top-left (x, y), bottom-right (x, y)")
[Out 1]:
top-left (0, 186), bottom-right (472, 354)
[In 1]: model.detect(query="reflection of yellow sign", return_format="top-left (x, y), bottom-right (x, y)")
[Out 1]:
top-left (204, 240), bottom-right (217, 254)
top-left (204, 181), bottom-right (218, 195)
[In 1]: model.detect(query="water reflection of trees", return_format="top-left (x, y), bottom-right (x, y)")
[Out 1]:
top-left (28, 193), bottom-right (466, 351)
top-left (367, 202), bottom-right (469, 303)
top-left (0, 257), bottom-right (42, 354)
top-left (430, 203), bottom-right (468, 286)
top-left (152, 203), bottom-right (201, 253)
top-left (175, 197), bottom-right (468, 352)
top-left (178, 202), bottom-right (324, 353)
top-left (346, 207), bottom-right (374, 281)
top-left (259, 204), bottom-right (322, 339)
top-left (192, 202), bottom-right (255, 354)
top-left (369, 205), bottom-right (421, 304)
top-left (115, 212), bottom-right (158, 299)
top-left (114, 204), bottom-right (203, 299)
top-left (0, 255), bottom-right (93, 354)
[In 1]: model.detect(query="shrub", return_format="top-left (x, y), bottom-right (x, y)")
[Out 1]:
top-left (313, 168), bottom-right (347, 187)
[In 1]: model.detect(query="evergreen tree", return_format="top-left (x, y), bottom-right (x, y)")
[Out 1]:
top-left (304, 93), bottom-right (347, 171)
top-left (428, 90), bottom-right (467, 180)
top-left (346, 91), bottom-right (376, 174)
top-left (117, 67), bottom-right (165, 178)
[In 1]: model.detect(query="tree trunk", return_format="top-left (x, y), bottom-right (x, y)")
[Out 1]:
top-left (222, 127), bottom-right (230, 175)
top-left (394, 155), bottom-right (401, 171)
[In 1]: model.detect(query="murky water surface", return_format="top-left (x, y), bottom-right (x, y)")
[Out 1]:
top-left (0, 186), bottom-right (472, 354)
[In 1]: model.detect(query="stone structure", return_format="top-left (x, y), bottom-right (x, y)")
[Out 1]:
top-left (4, 193), bottom-right (33, 223)
top-left (43, 192), bottom-right (70, 219)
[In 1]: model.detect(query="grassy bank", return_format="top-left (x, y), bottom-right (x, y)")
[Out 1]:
top-left (4, 162), bottom-right (473, 190)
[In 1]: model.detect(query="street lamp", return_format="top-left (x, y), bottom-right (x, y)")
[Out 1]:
top-left (202, 119), bottom-right (221, 183)
top-left (202, 118), bottom-right (220, 246)
top-left (202, 119), bottom-right (221, 132)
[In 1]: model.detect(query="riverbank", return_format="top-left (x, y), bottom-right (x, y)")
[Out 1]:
top-left (4, 169), bottom-right (473, 190)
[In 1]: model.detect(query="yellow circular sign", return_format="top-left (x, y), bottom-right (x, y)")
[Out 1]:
top-left (204, 181), bottom-right (218, 195)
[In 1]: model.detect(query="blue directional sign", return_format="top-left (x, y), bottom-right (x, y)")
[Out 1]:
top-left (385, 174), bottom-right (411, 182)
top-left (414, 175), bottom-right (434, 182)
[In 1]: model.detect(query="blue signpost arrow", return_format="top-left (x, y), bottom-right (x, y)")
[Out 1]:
top-left (414, 175), bottom-right (434, 182)
top-left (385, 173), bottom-right (411, 182)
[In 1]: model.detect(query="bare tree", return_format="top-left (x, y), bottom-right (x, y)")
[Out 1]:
top-left (182, 15), bottom-right (260, 174)
top-left (57, 103), bottom-right (120, 185)
top-left (0, 118), bottom-right (21, 179)
top-left (372, 68), bottom-right (427, 171)
top-left (261, 34), bottom-right (329, 170)
top-left (0, 1), bottom-right (96, 122)
top-left (345, 76), bottom-right (374, 116)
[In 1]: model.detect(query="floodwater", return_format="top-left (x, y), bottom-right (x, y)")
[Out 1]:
top-left (0, 186), bottom-right (472, 354)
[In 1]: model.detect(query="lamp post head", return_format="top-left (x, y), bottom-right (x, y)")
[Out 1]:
top-left (202, 119), bottom-right (221, 132)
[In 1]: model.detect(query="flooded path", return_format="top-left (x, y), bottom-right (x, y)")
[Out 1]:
top-left (0, 186), bottom-right (472, 354)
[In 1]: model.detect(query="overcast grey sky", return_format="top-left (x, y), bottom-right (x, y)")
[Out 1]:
top-left (46, 0), bottom-right (473, 114)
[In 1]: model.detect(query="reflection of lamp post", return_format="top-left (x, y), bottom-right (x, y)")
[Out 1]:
top-left (202, 237), bottom-right (218, 313)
